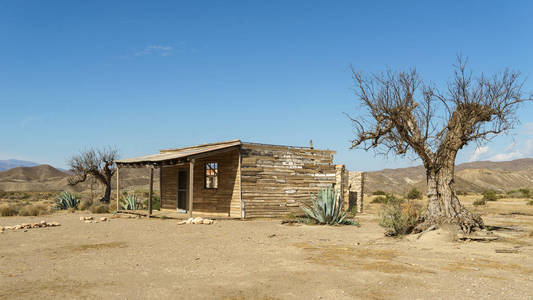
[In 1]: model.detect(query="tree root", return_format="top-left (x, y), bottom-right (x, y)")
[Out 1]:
top-left (413, 213), bottom-right (484, 234)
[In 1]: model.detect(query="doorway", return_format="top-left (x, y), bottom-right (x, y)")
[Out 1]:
top-left (177, 168), bottom-right (188, 211)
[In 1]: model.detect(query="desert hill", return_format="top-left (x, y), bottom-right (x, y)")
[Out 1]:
top-left (0, 159), bottom-right (39, 171)
top-left (365, 158), bottom-right (533, 195)
top-left (0, 165), bottom-right (159, 192)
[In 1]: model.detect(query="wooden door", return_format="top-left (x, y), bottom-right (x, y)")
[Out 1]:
top-left (177, 168), bottom-right (188, 210)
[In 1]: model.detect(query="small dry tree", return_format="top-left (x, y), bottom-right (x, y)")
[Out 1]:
top-left (349, 57), bottom-right (531, 233)
top-left (68, 147), bottom-right (119, 203)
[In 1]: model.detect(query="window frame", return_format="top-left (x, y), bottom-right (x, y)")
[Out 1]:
top-left (204, 162), bottom-right (219, 189)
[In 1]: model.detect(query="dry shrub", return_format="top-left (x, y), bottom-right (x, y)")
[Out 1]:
top-left (79, 198), bottom-right (94, 211)
top-left (473, 198), bottom-right (486, 206)
top-left (90, 204), bottom-right (109, 214)
top-left (0, 205), bottom-right (19, 216)
top-left (18, 204), bottom-right (51, 216)
top-left (379, 199), bottom-right (423, 236)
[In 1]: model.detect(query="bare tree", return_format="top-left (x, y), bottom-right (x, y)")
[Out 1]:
top-left (349, 57), bottom-right (531, 233)
top-left (68, 147), bottom-right (119, 203)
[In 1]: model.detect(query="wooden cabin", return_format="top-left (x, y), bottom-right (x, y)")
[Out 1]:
top-left (116, 140), bottom-right (364, 218)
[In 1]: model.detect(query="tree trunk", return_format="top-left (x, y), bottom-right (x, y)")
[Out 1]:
top-left (101, 183), bottom-right (111, 203)
top-left (417, 164), bottom-right (484, 234)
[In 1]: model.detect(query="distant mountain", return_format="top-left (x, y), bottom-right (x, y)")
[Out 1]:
top-left (0, 159), bottom-right (39, 171)
top-left (365, 158), bottom-right (533, 195)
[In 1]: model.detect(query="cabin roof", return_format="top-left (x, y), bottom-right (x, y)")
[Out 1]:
top-left (117, 139), bottom-right (335, 166)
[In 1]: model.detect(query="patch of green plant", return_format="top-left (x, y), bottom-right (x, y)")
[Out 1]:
top-left (143, 194), bottom-right (161, 210)
top-left (373, 190), bottom-right (386, 196)
top-left (473, 198), bottom-right (486, 206)
top-left (160, 215), bottom-right (167, 220)
top-left (301, 188), bottom-right (352, 225)
top-left (406, 188), bottom-right (422, 200)
top-left (379, 200), bottom-right (422, 236)
top-left (56, 191), bottom-right (80, 210)
top-left (121, 194), bottom-right (141, 210)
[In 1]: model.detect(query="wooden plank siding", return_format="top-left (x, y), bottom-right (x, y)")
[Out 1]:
top-left (191, 149), bottom-right (240, 216)
top-left (160, 165), bottom-right (179, 209)
top-left (240, 143), bottom-right (336, 218)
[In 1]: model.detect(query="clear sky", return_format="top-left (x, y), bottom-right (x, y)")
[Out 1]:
top-left (1, 1), bottom-right (532, 171)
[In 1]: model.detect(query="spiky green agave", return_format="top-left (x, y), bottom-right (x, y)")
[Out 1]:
top-left (56, 191), bottom-right (80, 210)
top-left (121, 194), bottom-right (141, 210)
top-left (301, 187), bottom-right (348, 225)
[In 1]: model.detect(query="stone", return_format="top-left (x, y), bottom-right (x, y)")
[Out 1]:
top-left (100, 217), bottom-right (107, 222)
top-left (84, 216), bottom-right (94, 220)
top-left (84, 220), bottom-right (92, 223)
top-left (202, 219), bottom-right (214, 225)
top-left (177, 220), bottom-right (187, 225)
top-left (80, 217), bottom-right (85, 221)
top-left (40, 221), bottom-right (47, 226)
top-left (192, 217), bottom-right (204, 224)
top-left (32, 223), bottom-right (40, 228)
top-left (49, 222), bottom-right (60, 226)
top-left (0, 226), bottom-right (4, 232)
top-left (186, 217), bottom-right (194, 224)
top-left (14, 225), bottom-right (22, 230)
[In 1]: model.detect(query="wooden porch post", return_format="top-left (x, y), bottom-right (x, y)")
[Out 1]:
top-left (188, 159), bottom-right (195, 218)
top-left (148, 167), bottom-right (154, 216)
top-left (116, 165), bottom-right (120, 212)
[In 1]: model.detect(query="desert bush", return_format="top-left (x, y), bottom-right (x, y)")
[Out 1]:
top-left (79, 198), bottom-right (94, 211)
top-left (379, 199), bottom-right (422, 236)
top-left (301, 188), bottom-right (353, 225)
top-left (473, 198), bottom-right (486, 206)
top-left (19, 204), bottom-right (50, 216)
top-left (372, 193), bottom-right (403, 204)
top-left (0, 205), bottom-right (19, 216)
top-left (142, 194), bottom-right (161, 210)
top-left (373, 190), bottom-right (386, 196)
top-left (56, 191), bottom-right (80, 210)
top-left (481, 190), bottom-right (498, 202)
top-left (519, 188), bottom-right (531, 198)
top-left (406, 188), bottom-right (422, 200)
top-left (90, 204), bottom-right (109, 214)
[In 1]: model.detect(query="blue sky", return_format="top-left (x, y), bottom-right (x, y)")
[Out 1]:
top-left (1, 1), bottom-right (532, 171)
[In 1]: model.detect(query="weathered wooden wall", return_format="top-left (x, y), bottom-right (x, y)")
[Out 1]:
top-left (240, 143), bottom-right (336, 218)
top-left (159, 149), bottom-right (241, 216)
top-left (192, 149), bottom-right (240, 216)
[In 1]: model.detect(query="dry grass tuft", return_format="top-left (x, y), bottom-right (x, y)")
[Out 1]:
top-left (0, 204), bottom-right (19, 216)
top-left (18, 204), bottom-right (51, 216)
top-left (90, 204), bottom-right (109, 214)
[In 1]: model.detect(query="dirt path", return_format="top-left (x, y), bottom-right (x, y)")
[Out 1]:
top-left (1, 212), bottom-right (532, 299)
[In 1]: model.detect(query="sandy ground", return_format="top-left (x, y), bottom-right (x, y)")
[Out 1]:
top-left (1, 201), bottom-right (533, 299)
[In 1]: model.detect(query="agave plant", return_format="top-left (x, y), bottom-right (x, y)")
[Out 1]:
top-left (301, 187), bottom-right (348, 225)
top-left (121, 194), bottom-right (141, 210)
top-left (56, 191), bottom-right (80, 210)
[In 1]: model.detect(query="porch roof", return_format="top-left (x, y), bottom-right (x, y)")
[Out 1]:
top-left (116, 140), bottom-right (242, 167)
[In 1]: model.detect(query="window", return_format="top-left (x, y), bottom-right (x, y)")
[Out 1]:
top-left (205, 162), bottom-right (218, 189)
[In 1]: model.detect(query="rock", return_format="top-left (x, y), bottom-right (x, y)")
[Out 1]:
top-left (21, 223), bottom-right (30, 229)
top-left (186, 217), bottom-right (194, 224)
top-left (202, 219), bottom-right (214, 225)
top-left (84, 220), bottom-right (92, 223)
top-left (14, 225), bottom-right (22, 230)
top-left (84, 216), bottom-right (94, 221)
top-left (0, 226), bottom-right (4, 232)
top-left (99, 217), bottom-right (107, 222)
top-left (177, 220), bottom-right (187, 225)
top-left (48, 222), bottom-right (60, 226)
top-left (80, 217), bottom-right (85, 221)
top-left (40, 221), bottom-right (47, 226)
top-left (192, 217), bottom-right (204, 224)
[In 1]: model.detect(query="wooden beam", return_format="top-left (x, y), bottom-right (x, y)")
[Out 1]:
top-left (188, 159), bottom-right (195, 218)
top-left (148, 167), bottom-right (154, 216)
top-left (116, 166), bottom-right (120, 212)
